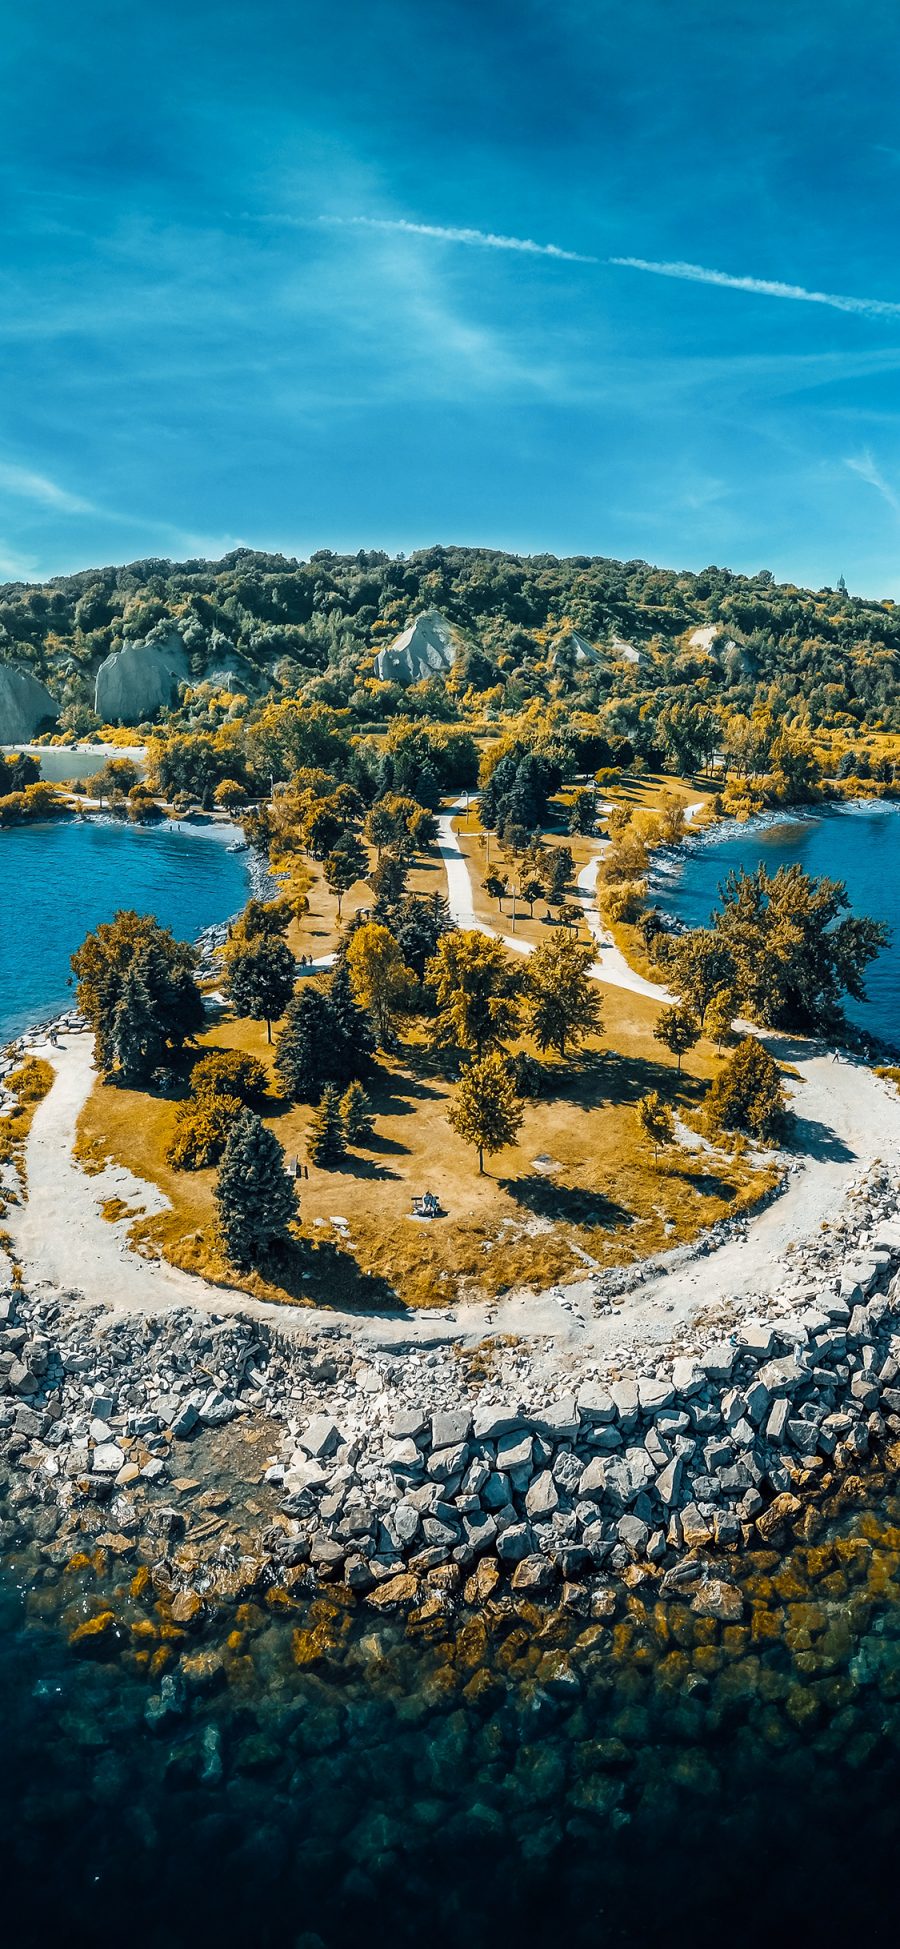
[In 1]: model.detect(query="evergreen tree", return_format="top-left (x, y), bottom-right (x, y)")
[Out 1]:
top-left (225, 934), bottom-right (296, 1041)
top-left (706, 1037), bottom-right (788, 1143)
top-left (324, 833), bottom-right (367, 917)
top-left (109, 961), bottom-right (165, 1081)
top-left (340, 1080), bottom-right (374, 1144)
top-left (327, 957), bottom-right (376, 1074)
top-left (274, 986), bottom-right (336, 1102)
top-left (394, 892), bottom-right (451, 981)
top-left (72, 911), bottom-right (204, 1078)
top-left (448, 1052), bottom-right (524, 1173)
top-left (307, 1084), bottom-right (347, 1166)
top-left (214, 1109), bottom-right (297, 1268)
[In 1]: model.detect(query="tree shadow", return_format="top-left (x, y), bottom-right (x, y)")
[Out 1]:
top-left (785, 1115), bottom-right (854, 1164)
top-left (664, 1166), bottom-right (739, 1200)
top-left (538, 1048), bottom-right (706, 1114)
top-left (264, 1235), bottom-right (404, 1314)
top-left (326, 1153), bottom-right (402, 1180)
top-left (361, 1130), bottom-right (411, 1157)
top-left (500, 1173), bottom-right (634, 1232)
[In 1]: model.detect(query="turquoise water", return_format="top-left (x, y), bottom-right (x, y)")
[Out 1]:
top-left (0, 818), bottom-right (249, 1040)
top-left (662, 801), bottom-right (900, 1046)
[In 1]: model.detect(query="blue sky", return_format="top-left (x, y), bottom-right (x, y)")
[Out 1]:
top-left (4, 0), bottom-right (900, 594)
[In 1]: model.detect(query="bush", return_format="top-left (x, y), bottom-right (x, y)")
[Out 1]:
top-left (505, 1050), bottom-right (544, 1098)
top-left (166, 1095), bottom-right (242, 1170)
top-left (190, 1049), bottom-right (268, 1104)
top-left (705, 1037), bottom-right (788, 1144)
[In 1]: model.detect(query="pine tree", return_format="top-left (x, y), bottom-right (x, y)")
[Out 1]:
top-left (214, 1109), bottom-right (297, 1268)
top-left (340, 1080), bottom-right (374, 1144)
top-left (274, 986), bottom-right (335, 1102)
top-left (109, 961), bottom-right (165, 1081)
top-left (327, 957), bottom-right (375, 1075)
top-left (225, 934), bottom-right (296, 1041)
top-left (307, 1084), bottom-right (347, 1166)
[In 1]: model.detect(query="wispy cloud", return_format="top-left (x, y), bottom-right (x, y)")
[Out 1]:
top-left (321, 215), bottom-right (597, 263)
top-left (0, 462), bottom-right (97, 515)
top-left (610, 257), bottom-right (900, 319)
top-left (845, 451), bottom-right (900, 519)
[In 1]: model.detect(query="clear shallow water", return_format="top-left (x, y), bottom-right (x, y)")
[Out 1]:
top-left (3, 1477), bottom-right (900, 1948)
top-left (662, 802), bottom-right (900, 1047)
top-left (0, 818), bottom-right (249, 1040)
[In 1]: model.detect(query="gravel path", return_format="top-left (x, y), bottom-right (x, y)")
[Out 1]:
top-left (12, 803), bottom-right (900, 1367)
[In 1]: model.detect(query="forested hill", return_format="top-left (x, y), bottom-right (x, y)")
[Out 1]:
top-left (2, 543), bottom-right (899, 737)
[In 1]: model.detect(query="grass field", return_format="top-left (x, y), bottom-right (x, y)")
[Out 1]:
top-left (75, 985), bottom-right (777, 1314)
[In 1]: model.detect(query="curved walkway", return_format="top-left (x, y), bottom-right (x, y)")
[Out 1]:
top-left (12, 804), bottom-right (900, 1369)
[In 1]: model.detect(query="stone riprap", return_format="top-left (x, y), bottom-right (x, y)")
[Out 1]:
top-left (2, 1161), bottom-right (900, 1615)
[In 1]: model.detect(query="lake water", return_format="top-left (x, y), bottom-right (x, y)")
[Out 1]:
top-left (3, 1465), bottom-right (900, 1949)
top-left (661, 801), bottom-right (900, 1047)
top-left (0, 818), bottom-right (249, 1041)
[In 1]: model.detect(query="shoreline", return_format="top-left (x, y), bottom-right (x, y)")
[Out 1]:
top-left (4, 1153), bottom-right (900, 1623)
top-left (5, 790), bottom-right (900, 1620)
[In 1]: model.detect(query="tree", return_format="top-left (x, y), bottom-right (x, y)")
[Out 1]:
top-left (541, 845), bottom-right (575, 913)
top-left (214, 1110), bottom-right (297, 1267)
top-left (167, 1094), bottom-right (241, 1169)
top-left (448, 1052), bottom-right (524, 1173)
top-left (426, 929), bottom-right (522, 1056)
top-left (109, 964), bottom-right (165, 1081)
top-left (483, 872), bottom-right (508, 909)
top-left (521, 876), bottom-right (544, 915)
top-left (346, 922), bottom-right (414, 1045)
top-left (568, 788), bottom-right (597, 836)
top-left (706, 1037), bottom-right (787, 1143)
top-left (275, 986), bottom-right (339, 1102)
top-left (327, 956), bottom-right (376, 1073)
top-left (190, 1048), bottom-right (268, 1103)
top-left (637, 1090), bottom-right (674, 1160)
top-left (324, 833), bottom-right (368, 918)
top-left (394, 892), bottom-right (451, 982)
top-left (670, 930), bottom-right (736, 1029)
top-left (654, 1004), bottom-right (700, 1074)
top-left (214, 778), bottom-right (248, 809)
top-left (72, 911), bottom-right (204, 1078)
top-left (711, 863), bottom-right (888, 1032)
top-left (705, 988), bottom-right (737, 1052)
top-left (340, 1080), bottom-right (374, 1144)
top-left (369, 849), bottom-right (408, 913)
top-left (526, 931), bottom-right (603, 1057)
top-left (234, 898), bottom-right (292, 941)
top-left (307, 1084), bottom-right (347, 1166)
top-left (225, 934), bottom-right (295, 1042)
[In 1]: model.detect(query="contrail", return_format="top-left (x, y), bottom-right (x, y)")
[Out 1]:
top-left (323, 215), bottom-right (597, 263)
top-left (610, 256), bottom-right (900, 319)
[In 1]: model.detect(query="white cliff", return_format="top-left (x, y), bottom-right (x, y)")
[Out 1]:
top-left (94, 630), bottom-right (189, 724)
top-left (0, 667), bottom-right (59, 742)
top-left (374, 608), bottom-right (457, 684)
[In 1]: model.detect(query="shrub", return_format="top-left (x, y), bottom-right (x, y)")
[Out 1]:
top-left (166, 1095), bottom-right (242, 1170)
top-left (190, 1049), bottom-right (268, 1104)
top-left (705, 1037), bottom-right (788, 1144)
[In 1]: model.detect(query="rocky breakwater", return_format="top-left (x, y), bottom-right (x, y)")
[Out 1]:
top-left (3, 1165), bottom-right (900, 1633)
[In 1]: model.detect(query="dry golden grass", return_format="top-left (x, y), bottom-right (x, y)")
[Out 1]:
top-left (273, 838), bottom-right (449, 969)
top-left (75, 988), bottom-right (776, 1314)
top-left (0, 1057), bottom-right (54, 1214)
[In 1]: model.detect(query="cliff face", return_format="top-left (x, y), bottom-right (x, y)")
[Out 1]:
top-left (0, 667), bottom-right (59, 742)
top-left (374, 608), bottom-right (457, 685)
top-left (94, 632), bottom-right (190, 724)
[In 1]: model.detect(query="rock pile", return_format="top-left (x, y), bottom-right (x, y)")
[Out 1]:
top-left (3, 1163), bottom-right (900, 1611)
